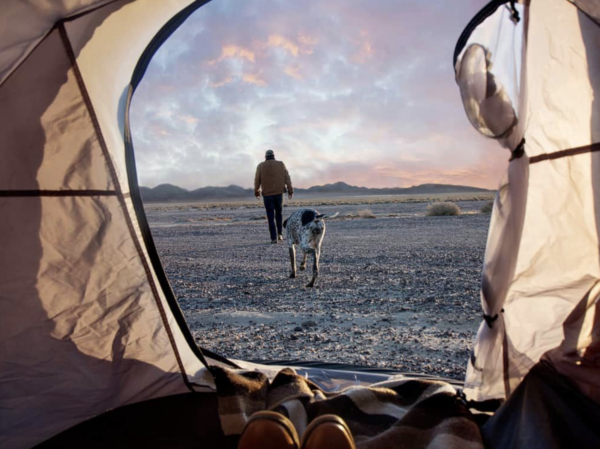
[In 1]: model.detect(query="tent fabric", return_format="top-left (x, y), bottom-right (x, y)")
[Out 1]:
top-left (462, 0), bottom-right (600, 402)
top-left (0, 27), bottom-right (113, 191)
top-left (481, 361), bottom-right (600, 449)
top-left (0, 1), bottom-right (118, 86)
top-left (569, 0), bottom-right (600, 25)
top-left (543, 281), bottom-right (600, 404)
top-left (454, 3), bottom-right (524, 139)
top-left (0, 2), bottom-right (219, 448)
top-left (65, 0), bottom-right (196, 185)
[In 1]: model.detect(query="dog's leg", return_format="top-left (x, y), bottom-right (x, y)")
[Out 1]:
top-left (300, 252), bottom-right (308, 271)
top-left (306, 249), bottom-right (320, 288)
top-left (289, 245), bottom-right (297, 278)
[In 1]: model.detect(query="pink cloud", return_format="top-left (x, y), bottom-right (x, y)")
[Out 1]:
top-left (298, 32), bottom-right (318, 50)
top-left (266, 35), bottom-right (300, 56)
top-left (242, 72), bottom-right (267, 86)
top-left (284, 65), bottom-right (303, 80)
top-left (350, 30), bottom-right (376, 64)
top-left (210, 76), bottom-right (234, 88)
top-left (178, 114), bottom-right (199, 124)
top-left (208, 44), bottom-right (256, 65)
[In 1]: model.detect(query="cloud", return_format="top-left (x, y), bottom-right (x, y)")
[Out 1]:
top-left (130, 0), bottom-right (506, 190)
top-left (208, 44), bottom-right (256, 65)
top-left (178, 114), bottom-right (199, 124)
top-left (210, 76), bottom-right (234, 88)
top-left (298, 32), bottom-right (318, 49)
top-left (266, 35), bottom-right (300, 56)
top-left (241, 72), bottom-right (266, 86)
top-left (283, 65), bottom-right (303, 80)
top-left (350, 30), bottom-right (376, 64)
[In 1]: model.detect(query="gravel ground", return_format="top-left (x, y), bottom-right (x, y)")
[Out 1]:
top-left (146, 198), bottom-right (491, 380)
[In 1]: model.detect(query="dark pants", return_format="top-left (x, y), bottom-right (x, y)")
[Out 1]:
top-left (263, 194), bottom-right (283, 241)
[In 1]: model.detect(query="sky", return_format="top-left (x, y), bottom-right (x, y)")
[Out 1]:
top-left (130, 0), bottom-right (509, 190)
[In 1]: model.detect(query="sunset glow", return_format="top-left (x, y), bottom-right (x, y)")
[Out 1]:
top-left (130, 0), bottom-right (508, 190)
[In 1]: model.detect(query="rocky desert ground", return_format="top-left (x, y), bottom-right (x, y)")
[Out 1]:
top-left (145, 194), bottom-right (493, 380)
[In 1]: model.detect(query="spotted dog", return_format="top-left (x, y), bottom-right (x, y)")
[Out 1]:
top-left (283, 209), bottom-right (338, 287)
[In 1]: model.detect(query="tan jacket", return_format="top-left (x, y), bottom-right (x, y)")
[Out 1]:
top-left (254, 159), bottom-right (293, 197)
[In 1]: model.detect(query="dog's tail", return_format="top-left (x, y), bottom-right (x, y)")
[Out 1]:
top-left (315, 212), bottom-right (339, 219)
top-left (283, 218), bottom-right (289, 228)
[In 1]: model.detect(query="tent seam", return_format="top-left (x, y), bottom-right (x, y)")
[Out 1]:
top-left (0, 26), bottom-right (57, 89)
top-left (62, 0), bottom-right (122, 24)
top-left (0, 1), bottom-right (122, 89)
top-left (529, 141), bottom-right (600, 164)
top-left (57, 22), bottom-right (194, 392)
top-left (0, 190), bottom-right (118, 197)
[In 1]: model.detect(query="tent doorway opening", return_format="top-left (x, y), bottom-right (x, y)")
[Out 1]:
top-left (129, 0), bottom-right (503, 382)
top-left (5, 0), bottom-right (600, 447)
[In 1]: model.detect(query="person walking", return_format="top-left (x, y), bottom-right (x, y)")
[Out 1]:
top-left (254, 149), bottom-right (293, 243)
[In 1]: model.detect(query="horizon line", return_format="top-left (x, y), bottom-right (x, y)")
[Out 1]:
top-left (140, 181), bottom-right (494, 191)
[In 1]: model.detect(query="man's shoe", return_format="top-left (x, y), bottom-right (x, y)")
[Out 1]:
top-left (278, 234), bottom-right (284, 241)
top-left (300, 415), bottom-right (355, 449)
top-left (238, 411), bottom-right (300, 449)
top-left (271, 239), bottom-right (278, 244)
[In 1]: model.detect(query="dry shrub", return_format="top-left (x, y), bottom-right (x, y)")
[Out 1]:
top-left (426, 202), bottom-right (461, 216)
top-left (357, 209), bottom-right (376, 219)
top-left (480, 200), bottom-right (494, 214)
top-left (344, 209), bottom-right (376, 219)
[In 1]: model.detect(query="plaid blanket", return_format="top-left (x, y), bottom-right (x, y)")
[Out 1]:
top-left (212, 366), bottom-right (483, 449)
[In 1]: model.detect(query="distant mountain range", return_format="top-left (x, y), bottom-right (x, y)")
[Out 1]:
top-left (138, 181), bottom-right (492, 202)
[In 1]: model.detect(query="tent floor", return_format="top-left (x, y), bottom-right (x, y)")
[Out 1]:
top-left (36, 392), bottom-right (237, 449)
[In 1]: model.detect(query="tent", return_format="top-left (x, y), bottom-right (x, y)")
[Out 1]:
top-left (454, 0), bottom-right (600, 405)
top-left (0, 0), bottom-right (599, 447)
top-left (0, 2), bottom-right (233, 447)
